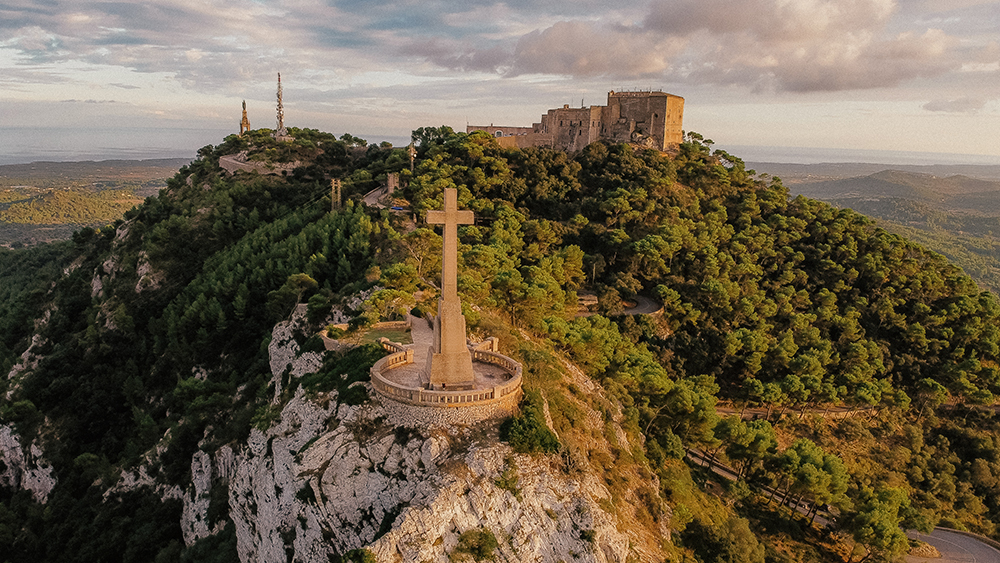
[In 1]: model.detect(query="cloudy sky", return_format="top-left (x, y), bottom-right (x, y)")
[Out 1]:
top-left (2, 0), bottom-right (998, 162)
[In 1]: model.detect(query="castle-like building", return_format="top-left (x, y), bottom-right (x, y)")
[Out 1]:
top-left (468, 90), bottom-right (684, 153)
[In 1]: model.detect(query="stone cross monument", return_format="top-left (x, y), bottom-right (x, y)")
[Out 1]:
top-left (425, 187), bottom-right (476, 390)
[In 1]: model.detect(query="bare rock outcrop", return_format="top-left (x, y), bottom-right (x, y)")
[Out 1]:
top-left (0, 425), bottom-right (56, 503)
top-left (216, 313), bottom-right (648, 562)
top-left (226, 386), bottom-right (634, 563)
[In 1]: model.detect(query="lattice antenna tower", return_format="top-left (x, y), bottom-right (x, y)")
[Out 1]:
top-left (275, 73), bottom-right (288, 137)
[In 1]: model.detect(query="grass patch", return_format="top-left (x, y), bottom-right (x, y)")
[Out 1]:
top-left (359, 326), bottom-right (412, 345)
top-left (298, 343), bottom-right (384, 404)
top-left (494, 460), bottom-right (521, 500)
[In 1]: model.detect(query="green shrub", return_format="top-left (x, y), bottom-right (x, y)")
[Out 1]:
top-left (251, 403), bottom-right (282, 431)
top-left (453, 528), bottom-right (499, 561)
top-left (333, 549), bottom-right (376, 563)
top-left (298, 343), bottom-right (383, 404)
top-left (301, 334), bottom-right (326, 354)
top-left (680, 516), bottom-right (764, 563)
top-left (500, 390), bottom-right (560, 454)
top-left (307, 294), bottom-right (333, 323)
top-left (494, 463), bottom-right (521, 500)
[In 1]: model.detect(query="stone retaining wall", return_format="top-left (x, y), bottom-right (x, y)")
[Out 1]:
top-left (377, 387), bottom-right (521, 428)
top-left (370, 357), bottom-right (522, 408)
top-left (219, 152), bottom-right (301, 176)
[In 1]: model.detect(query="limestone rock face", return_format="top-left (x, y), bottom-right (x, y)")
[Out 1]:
top-left (267, 309), bottom-right (324, 401)
top-left (226, 388), bottom-right (635, 563)
top-left (134, 250), bottom-right (162, 293)
top-left (0, 425), bottom-right (56, 503)
top-left (6, 333), bottom-right (47, 385)
top-left (217, 315), bottom-right (646, 563)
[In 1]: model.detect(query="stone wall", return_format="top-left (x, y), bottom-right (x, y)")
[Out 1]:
top-left (377, 386), bottom-right (521, 428)
top-left (470, 90), bottom-right (684, 153)
top-left (466, 125), bottom-right (534, 138)
top-left (370, 337), bottom-right (523, 423)
top-left (370, 351), bottom-right (522, 410)
top-left (218, 151), bottom-right (301, 176)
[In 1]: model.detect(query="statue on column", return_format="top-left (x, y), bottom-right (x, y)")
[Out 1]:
top-left (240, 100), bottom-right (251, 135)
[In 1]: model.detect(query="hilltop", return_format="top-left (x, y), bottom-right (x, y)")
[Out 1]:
top-left (2, 127), bottom-right (1000, 562)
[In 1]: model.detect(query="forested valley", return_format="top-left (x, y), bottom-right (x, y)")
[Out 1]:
top-left (2, 126), bottom-right (999, 562)
top-left (785, 169), bottom-right (1000, 296)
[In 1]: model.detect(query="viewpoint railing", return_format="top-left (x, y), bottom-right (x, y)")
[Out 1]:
top-left (370, 339), bottom-right (522, 408)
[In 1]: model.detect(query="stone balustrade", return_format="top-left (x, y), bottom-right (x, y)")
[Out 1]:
top-left (370, 340), bottom-right (522, 409)
top-left (377, 338), bottom-right (409, 354)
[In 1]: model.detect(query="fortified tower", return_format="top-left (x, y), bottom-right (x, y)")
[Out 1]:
top-left (604, 90), bottom-right (684, 150)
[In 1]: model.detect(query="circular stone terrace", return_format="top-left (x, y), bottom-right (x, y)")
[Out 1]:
top-left (369, 315), bottom-right (522, 411)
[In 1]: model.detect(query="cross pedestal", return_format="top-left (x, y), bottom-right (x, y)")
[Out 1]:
top-left (424, 187), bottom-right (476, 390)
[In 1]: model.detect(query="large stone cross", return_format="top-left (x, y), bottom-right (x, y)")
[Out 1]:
top-left (426, 188), bottom-right (474, 302)
top-left (424, 187), bottom-right (476, 389)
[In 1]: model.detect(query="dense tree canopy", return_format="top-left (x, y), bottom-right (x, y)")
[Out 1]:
top-left (3, 126), bottom-right (1000, 561)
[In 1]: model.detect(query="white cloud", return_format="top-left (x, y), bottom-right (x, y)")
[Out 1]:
top-left (0, 0), bottom-right (998, 159)
top-left (498, 0), bottom-right (965, 92)
top-left (511, 21), bottom-right (685, 77)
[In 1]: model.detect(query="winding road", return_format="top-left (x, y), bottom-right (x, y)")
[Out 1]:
top-left (907, 529), bottom-right (1000, 563)
top-left (686, 449), bottom-right (1000, 562)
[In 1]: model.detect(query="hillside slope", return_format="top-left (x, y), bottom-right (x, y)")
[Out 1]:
top-left (785, 169), bottom-right (1000, 294)
top-left (2, 128), bottom-right (1000, 562)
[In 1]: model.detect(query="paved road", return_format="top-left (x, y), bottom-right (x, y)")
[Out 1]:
top-left (687, 448), bottom-right (1000, 561)
top-left (686, 448), bottom-right (831, 527)
top-left (907, 529), bottom-right (1000, 563)
top-left (715, 404), bottom-right (869, 421)
top-left (624, 295), bottom-right (660, 315)
top-left (362, 185), bottom-right (389, 208)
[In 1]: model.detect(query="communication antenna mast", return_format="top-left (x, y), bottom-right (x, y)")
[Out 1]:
top-left (275, 73), bottom-right (288, 137)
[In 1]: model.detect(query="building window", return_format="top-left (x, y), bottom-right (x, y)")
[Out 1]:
top-left (495, 131), bottom-right (503, 138)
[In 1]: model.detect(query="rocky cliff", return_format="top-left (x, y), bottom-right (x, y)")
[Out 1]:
top-left (173, 315), bottom-right (670, 563)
